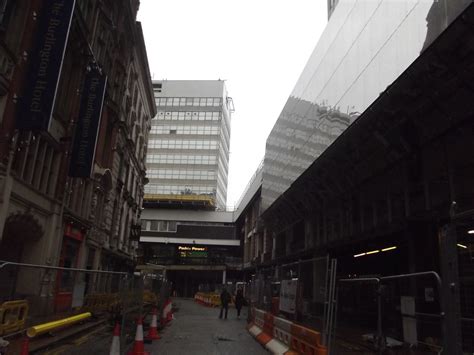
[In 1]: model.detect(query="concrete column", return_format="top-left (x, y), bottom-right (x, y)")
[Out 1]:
top-left (222, 269), bottom-right (227, 284)
top-left (439, 224), bottom-right (463, 354)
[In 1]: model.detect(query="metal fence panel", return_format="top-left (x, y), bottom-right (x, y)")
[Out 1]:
top-left (335, 272), bottom-right (444, 354)
top-left (248, 256), bottom-right (332, 338)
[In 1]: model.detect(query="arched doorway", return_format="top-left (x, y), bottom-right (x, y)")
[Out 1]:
top-left (0, 212), bottom-right (43, 301)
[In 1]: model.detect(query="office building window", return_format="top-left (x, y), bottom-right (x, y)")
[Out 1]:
top-left (150, 220), bottom-right (159, 230)
top-left (152, 111), bottom-right (220, 122)
top-left (154, 97), bottom-right (223, 108)
top-left (146, 154), bottom-right (217, 165)
top-left (168, 221), bottom-right (177, 232)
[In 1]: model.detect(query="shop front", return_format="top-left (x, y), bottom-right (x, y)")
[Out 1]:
top-left (55, 223), bottom-right (84, 312)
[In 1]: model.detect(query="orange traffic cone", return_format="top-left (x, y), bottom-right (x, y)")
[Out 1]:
top-left (145, 308), bottom-right (160, 341)
top-left (127, 316), bottom-right (150, 355)
top-left (19, 336), bottom-right (29, 355)
top-left (109, 322), bottom-right (120, 355)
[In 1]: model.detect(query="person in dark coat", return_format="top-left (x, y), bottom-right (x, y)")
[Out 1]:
top-left (219, 287), bottom-right (231, 319)
top-left (235, 288), bottom-right (245, 318)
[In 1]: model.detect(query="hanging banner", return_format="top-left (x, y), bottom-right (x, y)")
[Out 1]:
top-left (279, 279), bottom-right (298, 314)
top-left (69, 69), bottom-right (107, 177)
top-left (16, 0), bottom-right (76, 130)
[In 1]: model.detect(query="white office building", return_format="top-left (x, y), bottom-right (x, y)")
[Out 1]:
top-left (145, 80), bottom-right (233, 210)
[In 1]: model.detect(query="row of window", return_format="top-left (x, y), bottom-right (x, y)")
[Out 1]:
top-left (265, 149), bottom-right (318, 171)
top-left (147, 169), bottom-right (217, 180)
top-left (148, 139), bottom-right (219, 150)
top-left (267, 134), bottom-right (331, 148)
top-left (155, 111), bottom-right (221, 121)
top-left (274, 121), bottom-right (345, 138)
top-left (12, 132), bottom-right (61, 198)
top-left (145, 184), bottom-right (216, 195)
top-left (141, 220), bottom-right (178, 232)
top-left (150, 125), bottom-right (221, 135)
top-left (154, 97), bottom-right (222, 107)
top-left (146, 154), bottom-right (217, 165)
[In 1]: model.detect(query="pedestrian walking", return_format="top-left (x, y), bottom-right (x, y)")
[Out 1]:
top-left (235, 288), bottom-right (244, 319)
top-left (219, 287), bottom-right (231, 319)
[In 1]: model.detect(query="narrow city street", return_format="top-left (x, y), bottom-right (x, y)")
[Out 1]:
top-left (145, 299), bottom-right (268, 355)
top-left (1, 1), bottom-right (474, 353)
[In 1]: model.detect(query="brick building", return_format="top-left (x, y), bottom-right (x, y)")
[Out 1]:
top-left (0, 0), bottom-right (155, 312)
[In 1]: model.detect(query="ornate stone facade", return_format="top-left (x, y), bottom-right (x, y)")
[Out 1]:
top-left (0, 0), bottom-right (155, 306)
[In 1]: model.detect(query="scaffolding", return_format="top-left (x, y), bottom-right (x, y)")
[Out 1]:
top-left (143, 194), bottom-right (215, 209)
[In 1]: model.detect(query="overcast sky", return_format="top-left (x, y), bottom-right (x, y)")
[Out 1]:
top-left (137, 0), bottom-right (328, 207)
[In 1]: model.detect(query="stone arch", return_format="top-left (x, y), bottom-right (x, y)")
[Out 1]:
top-left (0, 212), bottom-right (44, 299)
top-left (0, 212), bottom-right (44, 267)
top-left (3, 212), bottom-right (44, 242)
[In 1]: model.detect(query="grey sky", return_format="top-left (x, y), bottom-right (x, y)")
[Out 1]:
top-left (137, 0), bottom-right (328, 206)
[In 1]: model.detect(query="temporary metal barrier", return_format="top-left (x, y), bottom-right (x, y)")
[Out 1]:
top-left (337, 277), bottom-right (383, 353)
top-left (118, 273), bottom-right (144, 352)
top-left (337, 271), bottom-right (444, 354)
top-left (0, 260), bottom-right (180, 354)
top-left (248, 306), bottom-right (328, 354)
top-left (0, 260), bottom-right (132, 340)
top-left (0, 261), bottom-right (128, 275)
top-left (0, 300), bottom-right (29, 336)
top-left (247, 256), bottom-right (336, 352)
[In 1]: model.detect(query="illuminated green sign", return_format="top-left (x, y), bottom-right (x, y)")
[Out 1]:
top-left (178, 246), bottom-right (208, 258)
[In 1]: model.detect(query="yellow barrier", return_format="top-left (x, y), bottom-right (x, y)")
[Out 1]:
top-left (194, 292), bottom-right (234, 308)
top-left (82, 293), bottom-right (121, 314)
top-left (143, 290), bottom-right (157, 305)
top-left (211, 294), bottom-right (220, 307)
top-left (0, 300), bottom-right (29, 336)
top-left (27, 312), bottom-right (91, 337)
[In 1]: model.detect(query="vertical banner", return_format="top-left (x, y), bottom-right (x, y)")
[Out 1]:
top-left (16, 0), bottom-right (76, 130)
top-left (69, 69), bottom-right (107, 177)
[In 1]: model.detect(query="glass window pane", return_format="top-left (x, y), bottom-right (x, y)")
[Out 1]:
top-left (168, 221), bottom-right (177, 232)
top-left (150, 221), bottom-right (159, 230)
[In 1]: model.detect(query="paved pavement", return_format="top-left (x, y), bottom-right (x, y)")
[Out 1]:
top-left (146, 298), bottom-right (268, 355)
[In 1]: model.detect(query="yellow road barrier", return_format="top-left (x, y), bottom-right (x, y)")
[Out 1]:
top-left (27, 312), bottom-right (92, 337)
top-left (0, 300), bottom-right (29, 336)
top-left (143, 290), bottom-right (157, 305)
top-left (82, 293), bottom-right (121, 314)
